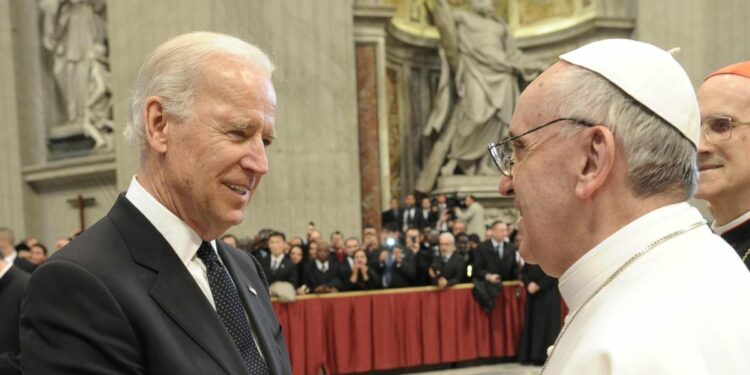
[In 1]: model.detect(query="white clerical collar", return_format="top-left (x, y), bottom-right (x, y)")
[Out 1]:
top-left (559, 202), bottom-right (702, 312)
top-left (125, 176), bottom-right (217, 268)
top-left (712, 210), bottom-right (750, 235)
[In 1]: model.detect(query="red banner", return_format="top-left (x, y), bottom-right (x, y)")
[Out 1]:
top-left (272, 282), bottom-right (526, 375)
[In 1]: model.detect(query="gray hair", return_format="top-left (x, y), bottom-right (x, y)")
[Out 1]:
top-left (124, 31), bottom-right (275, 149)
top-left (546, 64), bottom-right (698, 199)
top-left (438, 232), bottom-right (455, 244)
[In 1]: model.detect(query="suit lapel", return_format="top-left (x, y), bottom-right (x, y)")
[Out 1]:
top-left (216, 242), bottom-right (279, 373)
top-left (107, 195), bottom-right (247, 375)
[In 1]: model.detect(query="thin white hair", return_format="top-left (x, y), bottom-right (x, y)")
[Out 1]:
top-left (123, 31), bottom-right (275, 149)
top-left (545, 63), bottom-right (697, 199)
top-left (439, 232), bottom-right (455, 244)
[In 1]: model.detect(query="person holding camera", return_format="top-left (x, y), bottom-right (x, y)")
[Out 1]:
top-left (429, 232), bottom-right (466, 289)
top-left (344, 249), bottom-right (381, 291)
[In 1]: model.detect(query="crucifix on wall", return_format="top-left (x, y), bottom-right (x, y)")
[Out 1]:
top-left (67, 194), bottom-right (96, 233)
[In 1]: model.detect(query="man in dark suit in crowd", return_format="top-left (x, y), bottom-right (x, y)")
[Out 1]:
top-left (0, 258), bottom-right (28, 375)
top-left (20, 32), bottom-right (291, 374)
top-left (381, 198), bottom-right (402, 230)
top-left (259, 232), bottom-right (297, 287)
top-left (0, 228), bottom-right (36, 274)
top-left (405, 227), bottom-right (433, 286)
top-left (429, 232), bottom-right (466, 289)
top-left (304, 240), bottom-right (344, 293)
top-left (415, 197), bottom-right (438, 230)
top-left (474, 221), bottom-right (519, 283)
top-left (402, 194), bottom-right (418, 232)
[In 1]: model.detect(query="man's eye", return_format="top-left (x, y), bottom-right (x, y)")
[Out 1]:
top-left (229, 130), bottom-right (246, 138)
top-left (709, 118), bottom-right (732, 134)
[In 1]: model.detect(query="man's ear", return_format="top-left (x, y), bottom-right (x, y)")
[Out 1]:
top-left (575, 126), bottom-right (616, 199)
top-left (144, 96), bottom-right (169, 154)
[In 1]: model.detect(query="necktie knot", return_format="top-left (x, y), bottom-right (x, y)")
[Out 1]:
top-left (196, 241), bottom-right (220, 267)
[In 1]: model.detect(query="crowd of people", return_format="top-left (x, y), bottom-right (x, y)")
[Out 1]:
top-left (221, 194), bottom-right (520, 295)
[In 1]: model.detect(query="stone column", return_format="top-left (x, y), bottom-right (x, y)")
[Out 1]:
top-left (354, 1), bottom-right (395, 229)
top-left (0, 0), bottom-right (26, 234)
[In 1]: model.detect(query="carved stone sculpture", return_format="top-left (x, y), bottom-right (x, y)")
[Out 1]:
top-left (415, 0), bottom-right (545, 192)
top-left (40, 0), bottom-right (111, 152)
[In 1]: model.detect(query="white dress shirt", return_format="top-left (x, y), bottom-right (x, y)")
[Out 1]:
top-left (547, 203), bottom-right (750, 374)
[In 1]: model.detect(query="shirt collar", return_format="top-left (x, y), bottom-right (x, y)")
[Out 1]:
top-left (4, 250), bottom-right (17, 263)
top-left (271, 254), bottom-right (285, 263)
top-left (0, 260), bottom-right (12, 278)
top-left (559, 202), bottom-right (703, 311)
top-left (125, 176), bottom-right (216, 267)
top-left (712, 210), bottom-right (750, 235)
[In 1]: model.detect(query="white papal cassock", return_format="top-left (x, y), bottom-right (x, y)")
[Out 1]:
top-left (545, 203), bottom-right (750, 374)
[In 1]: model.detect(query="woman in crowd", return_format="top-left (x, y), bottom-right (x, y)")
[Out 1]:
top-left (344, 249), bottom-right (381, 291)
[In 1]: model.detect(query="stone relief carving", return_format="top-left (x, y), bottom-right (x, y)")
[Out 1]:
top-left (40, 0), bottom-right (113, 153)
top-left (414, 0), bottom-right (545, 193)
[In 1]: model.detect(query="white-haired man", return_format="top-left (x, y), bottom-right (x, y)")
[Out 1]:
top-left (492, 39), bottom-right (750, 373)
top-left (696, 61), bottom-right (750, 271)
top-left (21, 32), bottom-right (290, 374)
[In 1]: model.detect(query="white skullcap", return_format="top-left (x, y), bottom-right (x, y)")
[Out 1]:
top-left (559, 39), bottom-right (700, 147)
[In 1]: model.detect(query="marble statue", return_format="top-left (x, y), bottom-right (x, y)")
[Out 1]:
top-left (415, 0), bottom-right (545, 193)
top-left (83, 43), bottom-right (113, 151)
top-left (40, 0), bottom-right (110, 150)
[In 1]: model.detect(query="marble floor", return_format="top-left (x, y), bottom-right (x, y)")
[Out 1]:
top-left (408, 363), bottom-right (542, 375)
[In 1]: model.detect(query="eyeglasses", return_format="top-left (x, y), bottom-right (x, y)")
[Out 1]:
top-left (701, 115), bottom-right (750, 143)
top-left (487, 117), bottom-right (594, 177)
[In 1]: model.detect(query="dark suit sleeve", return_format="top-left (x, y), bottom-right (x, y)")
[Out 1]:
top-left (20, 260), bottom-right (143, 375)
top-left (473, 246), bottom-right (488, 281)
top-left (508, 246), bottom-right (520, 281)
top-left (287, 261), bottom-right (298, 289)
top-left (445, 257), bottom-right (466, 287)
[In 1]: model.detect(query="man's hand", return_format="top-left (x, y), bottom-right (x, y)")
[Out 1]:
top-left (527, 281), bottom-right (540, 294)
top-left (379, 250), bottom-right (388, 263)
top-left (486, 274), bottom-right (501, 284)
top-left (428, 267), bottom-right (436, 279)
top-left (394, 248), bottom-right (403, 264)
top-left (437, 277), bottom-right (448, 289)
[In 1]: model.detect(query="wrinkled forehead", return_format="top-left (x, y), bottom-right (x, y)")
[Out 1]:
top-left (510, 62), bottom-right (569, 136)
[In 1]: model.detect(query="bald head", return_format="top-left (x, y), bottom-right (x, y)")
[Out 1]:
top-left (696, 61), bottom-right (750, 225)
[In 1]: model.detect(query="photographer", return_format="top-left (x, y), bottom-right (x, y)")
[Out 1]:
top-left (344, 249), bottom-right (381, 291)
top-left (405, 227), bottom-right (433, 286)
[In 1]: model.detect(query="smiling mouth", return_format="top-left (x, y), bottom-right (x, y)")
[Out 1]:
top-left (698, 165), bottom-right (722, 172)
top-left (225, 183), bottom-right (249, 195)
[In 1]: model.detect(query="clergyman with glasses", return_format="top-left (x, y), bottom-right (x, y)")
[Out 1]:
top-left (696, 61), bottom-right (750, 271)
top-left (489, 39), bottom-right (750, 374)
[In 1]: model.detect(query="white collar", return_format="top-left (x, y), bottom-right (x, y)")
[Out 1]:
top-left (442, 251), bottom-right (454, 261)
top-left (712, 210), bottom-right (750, 235)
top-left (4, 250), bottom-right (17, 263)
top-left (0, 260), bottom-right (12, 278)
top-left (559, 202), bottom-right (703, 312)
top-left (315, 259), bottom-right (329, 269)
top-left (271, 254), bottom-right (285, 263)
top-left (125, 176), bottom-right (216, 268)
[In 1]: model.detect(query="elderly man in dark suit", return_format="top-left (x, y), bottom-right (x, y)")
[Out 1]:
top-left (21, 32), bottom-right (291, 374)
top-left (0, 259), bottom-right (28, 375)
top-left (429, 232), bottom-right (466, 289)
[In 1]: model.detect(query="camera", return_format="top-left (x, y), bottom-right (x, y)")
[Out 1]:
top-left (385, 238), bottom-right (396, 248)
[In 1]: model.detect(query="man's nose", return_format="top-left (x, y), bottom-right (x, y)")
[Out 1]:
top-left (240, 138), bottom-right (269, 175)
top-left (498, 174), bottom-right (514, 197)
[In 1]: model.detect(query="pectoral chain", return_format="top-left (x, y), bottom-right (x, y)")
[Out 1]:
top-left (541, 220), bottom-right (706, 374)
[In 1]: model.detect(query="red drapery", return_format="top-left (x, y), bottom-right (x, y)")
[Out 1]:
top-left (272, 282), bottom-right (526, 375)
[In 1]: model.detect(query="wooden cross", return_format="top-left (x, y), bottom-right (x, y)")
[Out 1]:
top-left (67, 194), bottom-right (96, 232)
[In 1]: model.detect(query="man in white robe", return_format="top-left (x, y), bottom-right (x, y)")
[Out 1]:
top-left (492, 39), bottom-right (750, 374)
